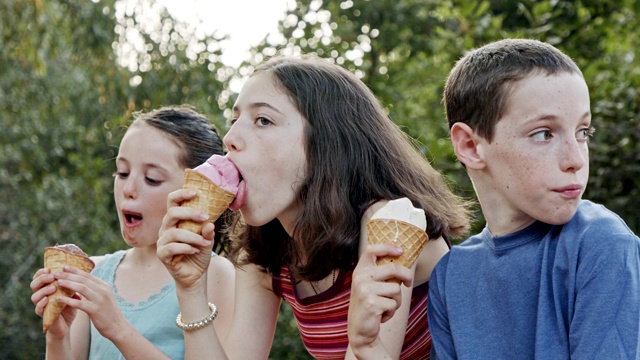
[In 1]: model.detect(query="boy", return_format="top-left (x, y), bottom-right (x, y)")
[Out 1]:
top-left (428, 38), bottom-right (640, 359)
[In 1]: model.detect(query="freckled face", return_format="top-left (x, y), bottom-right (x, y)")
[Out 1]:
top-left (478, 72), bottom-right (592, 234)
top-left (223, 72), bottom-right (307, 234)
top-left (114, 124), bottom-right (185, 247)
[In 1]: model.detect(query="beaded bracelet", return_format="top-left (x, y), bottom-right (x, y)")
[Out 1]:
top-left (175, 303), bottom-right (218, 331)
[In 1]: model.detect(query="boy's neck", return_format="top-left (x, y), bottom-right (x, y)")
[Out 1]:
top-left (473, 183), bottom-right (536, 237)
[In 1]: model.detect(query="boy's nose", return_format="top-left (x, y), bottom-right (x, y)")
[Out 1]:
top-left (560, 138), bottom-right (588, 172)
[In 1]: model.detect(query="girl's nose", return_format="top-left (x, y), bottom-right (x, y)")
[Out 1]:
top-left (223, 120), bottom-right (245, 152)
top-left (121, 176), bottom-right (138, 199)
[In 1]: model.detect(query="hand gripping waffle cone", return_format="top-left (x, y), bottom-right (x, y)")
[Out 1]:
top-left (367, 219), bottom-right (429, 269)
top-left (42, 244), bottom-right (95, 332)
top-left (366, 198), bottom-right (428, 282)
top-left (172, 168), bottom-right (236, 265)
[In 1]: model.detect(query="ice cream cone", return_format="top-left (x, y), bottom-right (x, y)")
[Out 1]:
top-left (367, 218), bottom-right (429, 270)
top-left (172, 169), bottom-right (236, 265)
top-left (42, 246), bottom-right (95, 332)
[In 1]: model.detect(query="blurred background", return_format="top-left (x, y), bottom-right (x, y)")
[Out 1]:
top-left (1, 0), bottom-right (639, 358)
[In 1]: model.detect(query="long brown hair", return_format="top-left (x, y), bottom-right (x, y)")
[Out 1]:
top-left (228, 55), bottom-right (471, 281)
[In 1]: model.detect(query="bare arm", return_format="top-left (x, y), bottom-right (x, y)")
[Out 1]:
top-left (173, 257), bottom-right (279, 360)
top-left (158, 189), bottom-right (280, 359)
top-left (223, 262), bottom-right (281, 359)
top-left (206, 255), bottom-right (236, 344)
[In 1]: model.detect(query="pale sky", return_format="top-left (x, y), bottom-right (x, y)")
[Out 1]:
top-left (157, 0), bottom-right (291, 67)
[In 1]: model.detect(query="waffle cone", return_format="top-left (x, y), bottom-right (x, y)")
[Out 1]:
top-left (367, 218), bottom-right (429, 270)
top-left (42, 247), bottom-right (95, 332)
top-left (172, 169), bottom-right (236, 265)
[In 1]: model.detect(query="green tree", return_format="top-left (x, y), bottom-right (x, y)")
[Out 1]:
top-left (2, 0), bottom-right (638, 358)
top-left (248, 0), bottom-right (640, 237)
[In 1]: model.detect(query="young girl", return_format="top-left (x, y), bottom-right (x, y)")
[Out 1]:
top-left (157, 56), bottom-right (471, 359)
top-left (30, 106), bottom-right (235, 359)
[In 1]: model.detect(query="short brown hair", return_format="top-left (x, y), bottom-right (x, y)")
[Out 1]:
top-left (444, 39), bottom-right (582, 142)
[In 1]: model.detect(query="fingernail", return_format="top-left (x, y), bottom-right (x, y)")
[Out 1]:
top-left (199, 213), bottom-right (209, 221)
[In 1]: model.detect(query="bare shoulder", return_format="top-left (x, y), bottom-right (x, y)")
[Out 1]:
top-left (207, 254), bottom-right (236, 279)
top-left (414, 236), bottom-right (449, 285)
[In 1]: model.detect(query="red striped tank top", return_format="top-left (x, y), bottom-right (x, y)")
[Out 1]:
top-left (273, 266), bottom-right (431, 359)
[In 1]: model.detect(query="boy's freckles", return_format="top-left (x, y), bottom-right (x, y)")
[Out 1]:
top-left (478, 72), bottom-right (590, 233)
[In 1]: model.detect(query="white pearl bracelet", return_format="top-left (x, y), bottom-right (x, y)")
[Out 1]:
top-left (175, 302), bottom-right (218, 331)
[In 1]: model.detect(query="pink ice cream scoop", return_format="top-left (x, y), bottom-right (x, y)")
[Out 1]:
top-left (171, 155), bottom-right (246, 265)
top-left (195, 155), bottom-right (240, 193)
top-left (193, 155), bottom-right (246, 211)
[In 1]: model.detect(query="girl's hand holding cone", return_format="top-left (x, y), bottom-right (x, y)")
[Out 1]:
top-left (31, 267), bottom-right (78, 338)
top-left (158, 188), bottom-right (217, 289)
top-left (40, 244), bottom-right (95, 333)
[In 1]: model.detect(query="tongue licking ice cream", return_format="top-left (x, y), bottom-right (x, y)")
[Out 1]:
top-left (172, 155), bottom-right (245, 265)
top-left (42, 243), bottom-right (95, 332)
top-left (367, 198), bottom-right (429, 274)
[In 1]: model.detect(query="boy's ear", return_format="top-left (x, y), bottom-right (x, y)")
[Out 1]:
top-left (450, 122), bottom-right (485, 170)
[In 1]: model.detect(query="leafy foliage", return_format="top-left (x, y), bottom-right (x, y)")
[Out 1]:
top-left (1, 0), bottom-right (638, 359)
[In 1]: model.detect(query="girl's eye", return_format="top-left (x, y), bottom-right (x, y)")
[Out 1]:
top-left (577, 126), bottom-right (596, 141)
top-left (256, 116), bottom-right (273, 126)
top-left (531, 129), bottom-right (552, 141)
top-left (228, 117), bottom-right (238, 127)
top-left (145, 177), bottom-right (162, 186)
top-left (115, 171), bottom-right (129, 179)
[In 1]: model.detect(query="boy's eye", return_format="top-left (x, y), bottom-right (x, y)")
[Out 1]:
top-left (531, 130), bottom-right (552, 141)
top-left (577, 126), bottom-right (595, 141)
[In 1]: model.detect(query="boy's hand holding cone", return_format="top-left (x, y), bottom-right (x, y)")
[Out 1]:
top-left (172, 155), bottom-right (245, 265)
top-left (42, 243), bottom-right (95, 332)
top-left (366, 198), bottom-right (429, 277)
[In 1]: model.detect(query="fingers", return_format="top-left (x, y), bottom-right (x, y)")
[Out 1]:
top-left (158, 194), bottom-right (215, 265)
top-left (52, 266), bottom-right (94, 298)
top-left (30, 266), bottom-right (91, 318)
top-left (357, 244), bottom-right (413, 287)
top-left (362, 243), bottom-right (405, 262)
top-left (167, 188), bottom-right (198, 208)
top-left (160, 202), bottom-right (208, 233)
top-left (31, 269), bottom-right (56, 316)
top-left (52, 268), bottom-right (109, 311)
top-left (351, 243), bottom-right (414, 326)
top-left (157, 227), bottom-right (212, 265)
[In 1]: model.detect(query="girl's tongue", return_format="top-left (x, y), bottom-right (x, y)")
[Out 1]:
top-left (229, 180), bottom-right (247, 211)
top-left (123, 211), bottom-right (143, 226)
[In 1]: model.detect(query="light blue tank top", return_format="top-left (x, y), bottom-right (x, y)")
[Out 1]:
top-left (88, 250), bottom-right (184, 359)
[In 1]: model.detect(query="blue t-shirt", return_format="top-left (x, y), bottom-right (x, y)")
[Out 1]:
top-left (428, 200), bottom-right (640, 359)
top-left (88, 250), bottom-right (184, 359)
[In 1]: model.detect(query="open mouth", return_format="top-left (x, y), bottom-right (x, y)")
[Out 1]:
top-left (122, 210), bottom-right (143, 226)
